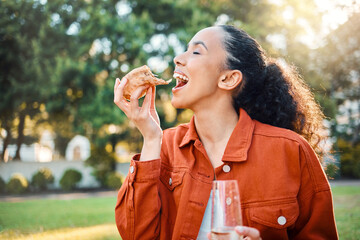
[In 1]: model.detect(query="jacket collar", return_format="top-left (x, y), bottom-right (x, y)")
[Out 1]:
top-left (179, 108), bottom-right (255, 162)
top-left (179, 116), bottom-right (198, 148)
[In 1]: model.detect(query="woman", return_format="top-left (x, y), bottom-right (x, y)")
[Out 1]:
top-left (113, 25), bottom-right (338, 239)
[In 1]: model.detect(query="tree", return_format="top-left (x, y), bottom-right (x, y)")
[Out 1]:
top-left (0, 0), bottom-right (89, 160)
top-left (320, 11), bottom-right (360, 145)
top-left (315, 8), bottom-right (360, 178)
top-left (1, 1), bottom-right (49, 160)
top-left (0, 0), bottom-right (219, 161)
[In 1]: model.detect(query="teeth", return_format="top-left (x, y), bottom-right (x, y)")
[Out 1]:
top-left (173, 73), bottom-right (189, 82)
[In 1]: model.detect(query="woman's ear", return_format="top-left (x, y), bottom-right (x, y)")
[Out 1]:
top-left (218, 70), bottom-right (243, 90)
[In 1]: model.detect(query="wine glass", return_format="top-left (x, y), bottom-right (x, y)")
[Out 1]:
top-left (211, 180), bottom-right (243, 240)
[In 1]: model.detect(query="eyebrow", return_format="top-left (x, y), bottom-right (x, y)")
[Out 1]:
top-left (187, 41), bottom-right (208, 51)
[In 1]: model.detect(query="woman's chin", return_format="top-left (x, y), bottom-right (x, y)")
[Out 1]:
top-left (171, 97), bottom-right (187, 109)
top-left (170, 98), bottom-right (180, 108)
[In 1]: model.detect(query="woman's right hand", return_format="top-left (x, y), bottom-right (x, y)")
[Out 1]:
top-left (207, 226), bottom-right (261, 240)
top-left (114, 77), bottom-right (163, 141)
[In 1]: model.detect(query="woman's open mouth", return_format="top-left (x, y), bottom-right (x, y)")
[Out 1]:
top-left (173, 72), bottom-right (189, 90)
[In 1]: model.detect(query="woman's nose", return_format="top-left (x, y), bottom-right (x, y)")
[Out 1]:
top-left (173, 53), bottom-right (185, 66)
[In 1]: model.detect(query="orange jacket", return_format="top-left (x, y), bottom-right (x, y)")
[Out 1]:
top-left (115, 109), bottom-right (338, 240)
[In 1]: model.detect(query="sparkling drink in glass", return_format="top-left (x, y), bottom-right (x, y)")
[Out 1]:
top-left (211, 180), bottom-right (243, 240)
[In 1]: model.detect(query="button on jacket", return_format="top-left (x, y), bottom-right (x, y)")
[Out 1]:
top-left (115, 109), bottom-right (338, 240)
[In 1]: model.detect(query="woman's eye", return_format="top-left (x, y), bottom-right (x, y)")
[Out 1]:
top-left (193, 51), bottom-right (200, 55)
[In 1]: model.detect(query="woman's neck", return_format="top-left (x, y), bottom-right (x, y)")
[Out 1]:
top-left (193, 103), bottom-right (239, 168)
top-left (193, 104), bottom-right (239, 145)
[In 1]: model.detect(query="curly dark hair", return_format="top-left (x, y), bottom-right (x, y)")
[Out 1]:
top-left (219, 25), bottom-right (325, 155)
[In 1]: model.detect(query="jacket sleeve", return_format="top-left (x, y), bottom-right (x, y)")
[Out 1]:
top-left (291, 140), bottom-right (338, 239)
top-left (115, 154), bottom-right (161, 240)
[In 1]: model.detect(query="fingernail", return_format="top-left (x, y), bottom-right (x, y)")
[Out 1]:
top-left (235, 226), bottom-right (244, 233)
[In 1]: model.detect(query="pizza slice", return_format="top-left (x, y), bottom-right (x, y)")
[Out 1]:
top-left (122, 65), bottom-right (172, 100)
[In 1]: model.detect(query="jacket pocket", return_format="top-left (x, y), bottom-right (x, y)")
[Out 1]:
top-left (248, 199), bottom-right (299, 229)
top-left (160, 167), bottom-right (185, 191)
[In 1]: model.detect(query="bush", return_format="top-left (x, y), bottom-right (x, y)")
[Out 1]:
top-left (7, 174), bottom-right (28, 194)
top-left (86, 146), bottom-right (116, 187)
top-left (0, 176), bottom-right (6, 194)
top-left (106, 172), bottom-right (123, 190)
top-left (337, 139), bottom-right (360, 178)
top-left (31, 168), bottom-right (54, 191)
top-left (60, 169), bottom-right (82, 191)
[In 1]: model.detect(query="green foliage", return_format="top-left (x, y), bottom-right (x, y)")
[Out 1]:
top-left (319, 11), bottom-right (360, 146)
top-left (59, 169), bottom-right (82, 191)
top-left (0, 0), bottom-right (218, 158)
top-left (105, 172), bottom-right (123, 190)
top-left (6, 174), bottom-right (28, 194)
top-left (0, 176), bottom-right (6, 194)
top-left (337, 139), bottom-right (360, 179)
top-left (86, 146), bottom-right (116, 187)
top-left (31, 168), bottom-right (55, 191)
top-left (325, 163), bottom-right (340, 180)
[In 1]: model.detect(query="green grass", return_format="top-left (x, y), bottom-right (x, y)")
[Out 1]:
top-left (0, 185), bottom-right (359, 239)
top-left (0, 197), bottom-right (117, 234)
top-left (0, 224), bottom-right (119, 240)
top-left (331, 185), bottom-right (360, 240)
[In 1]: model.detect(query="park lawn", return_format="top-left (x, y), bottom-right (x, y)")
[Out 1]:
top-left (0, 224), bottom-right (119, 240)
top-left (0, 196), bottom-right (120, 239)
top-left (0, 185), bottom-right (359, 240)
top-left (331, 185), bottom-right (360, 240)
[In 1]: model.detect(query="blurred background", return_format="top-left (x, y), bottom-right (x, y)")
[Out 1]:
top-left (0, 0), bottom-right (359, 239)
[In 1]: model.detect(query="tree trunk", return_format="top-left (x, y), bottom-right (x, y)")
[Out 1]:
top-left (353, 103), bottom-right (360, 146)
top-left (352, 123), bottom-right (360, 146)
top-left (14, 112), bottom-right (26, 161)
top-left (1, 126), bottom-right (12, 162)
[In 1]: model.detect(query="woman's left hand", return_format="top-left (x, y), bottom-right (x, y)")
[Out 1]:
top-left (234, 226), bottom-right (261, 240)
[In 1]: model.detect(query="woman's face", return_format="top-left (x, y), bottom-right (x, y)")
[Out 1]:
top-left (171, 27), bottom-right (228, 110)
